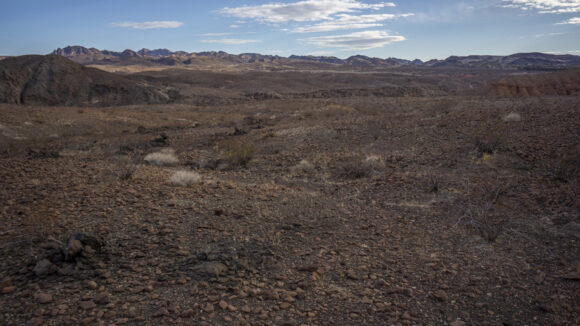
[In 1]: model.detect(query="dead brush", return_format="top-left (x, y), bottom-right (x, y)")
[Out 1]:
top-left (549, 149), bottom-right (579, 183)
top-left (427, 170), bottom-right (440, 193)
top-left (453, 177), bottom-right (510, 242)
top-left (110, 154), bottom-right (138, 181)
top-left (473, 121), bottom-right (506, 156)
top-left (333, 154), bottom-right (383, 179)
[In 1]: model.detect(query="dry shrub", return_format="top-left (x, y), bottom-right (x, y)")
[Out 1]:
top-left (474, 122), bottom-right (505, 155)
top-left (109, 155), bottom-right (138, 181)
top-left (217, 139), bottom-right (255, 167)
top-left (291, 159), bottom-right (315, 174)
top-left (551, 160), bottom-right (579, 183)
top-left (334, 155), bottom-right (383, 179)
top-left (363, 155), bottom-right (384, 170)
top-left (170, 170), bottom-right (201, 186)
top-left (549, 148), bottom-right (579, 183)
top-left (503, 112), bottom-right (521, 122)
top-left (144, 148), bottom-right (179, 166)
top-left (427, 170), bottom-right (440, 193)
top-left (453, 178), bottom-right (510, 242)
top-left (261, 131), bottom-right (276, 139)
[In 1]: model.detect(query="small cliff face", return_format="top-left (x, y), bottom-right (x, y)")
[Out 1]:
top-left (488, 69), bottom-right (580, 96)
top-left (0, 55), bottom-right (176, 106)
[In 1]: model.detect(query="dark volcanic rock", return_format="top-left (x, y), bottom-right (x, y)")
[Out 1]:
top-left (33, 259), bottom-right (57, 277)
top-left (0, 55), bottom-right (177, 106)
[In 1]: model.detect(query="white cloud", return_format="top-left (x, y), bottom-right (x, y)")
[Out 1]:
top-left (295, 23), bottom-right (383, 32)
top-left (200, 38), bottom-right (261, 45)
top-left (502, 0), bottom-right (580, 14)
top-left (302, 30), bottom-right (405, 50)
top-left (199, 32), bottom-right (233, 37)
top-left (307, 50), bottom-right (335, 55)
top-left (535, 32), bottom-right (566, 36)
top-left (556, 16), bottom-right (580, 23)
top-left (110, 21), bottom-right (183, 29)
top-left (219, 0), bottom-right (395, 23)
top-left (293, 13), bottom-right (412, 33)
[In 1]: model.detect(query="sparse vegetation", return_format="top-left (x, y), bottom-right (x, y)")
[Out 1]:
top-left (1, 65), bottom-right (579, 326)
top-left (261, 130), bottom-right (276, 139)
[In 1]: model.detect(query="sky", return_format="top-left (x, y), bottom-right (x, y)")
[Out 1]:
top-left (1, 0), bottom-right (579, 60)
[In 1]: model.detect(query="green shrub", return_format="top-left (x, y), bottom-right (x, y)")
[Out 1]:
top-left (217, 139), bottom-right (255, 167)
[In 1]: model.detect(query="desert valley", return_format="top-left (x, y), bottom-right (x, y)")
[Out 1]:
top-left (0, 46), bottom-right (579, 325)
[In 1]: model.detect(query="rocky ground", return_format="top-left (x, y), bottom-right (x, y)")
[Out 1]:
top-left (0, 96), bottom-right (579, 325)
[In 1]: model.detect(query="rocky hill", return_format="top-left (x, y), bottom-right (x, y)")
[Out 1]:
top-left (52, 46), bottom-right (580, 70)
top-left (488, 69), bottom-right (580, 96)
top-left (425, 53), bottom-right (580, 69)
top-left (0, 55), bottom-right (177, 106)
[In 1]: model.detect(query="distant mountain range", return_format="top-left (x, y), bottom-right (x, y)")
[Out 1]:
top-left (51, 46), bottom-right (580, 70)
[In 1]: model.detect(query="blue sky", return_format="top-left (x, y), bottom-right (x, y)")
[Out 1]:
top-left (1, 0), bottom-right (579, 60)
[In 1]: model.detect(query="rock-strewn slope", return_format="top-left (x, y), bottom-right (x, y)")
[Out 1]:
top-left (0, 55), bottom-right (177, 106)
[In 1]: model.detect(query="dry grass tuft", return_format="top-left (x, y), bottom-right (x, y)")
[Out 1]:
top-left (170, 170), bottom-right (202, 186)
top-left (503, 112), bottom-right (521, 122)
top-left (291, 159), bottom-right (315, 174)
top-left (144, 148), bottom-right (179, 166)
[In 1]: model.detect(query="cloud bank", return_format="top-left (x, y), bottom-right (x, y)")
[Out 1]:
top-left (216, 1), bottom-right (410, 50)
top-left (219, 0), bottom-right (395, 23)
top-left (302, 30), bottom-right (405, 50)
top-left (294, 13), bottom-right (413, 33)
top-left (502, 0), bottom-right (580, 14)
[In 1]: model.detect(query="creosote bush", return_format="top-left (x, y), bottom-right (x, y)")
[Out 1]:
top-left (334, 155), bottom-right (383, 179)
top-left (474, 122), bottom-right (505, 156)
top-left (170, 170), bottom-right (201, 186)
top-left (217, 139), bottom-right (255, 167)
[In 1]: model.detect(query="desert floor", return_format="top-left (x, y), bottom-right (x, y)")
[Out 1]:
top-left (0, 95), bottom-right (579, 325)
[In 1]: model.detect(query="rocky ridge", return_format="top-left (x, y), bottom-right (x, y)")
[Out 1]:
top-left (0, 55), bottom-right (177, 106)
